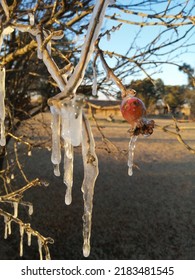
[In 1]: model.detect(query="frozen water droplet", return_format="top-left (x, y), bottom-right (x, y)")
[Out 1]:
top-left (6, 177), bottom-right (10, 184)
top-left (128, 167), bottom-right (133, 176)
top-left (28, 150), bottom-right (32, 156)
top-left (28, 204), bottom-right (33, 215)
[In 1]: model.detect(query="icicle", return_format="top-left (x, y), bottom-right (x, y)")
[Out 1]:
top-left (45, 250), bottom-right (51, 260)
top-left (13, 201), bottom-right (18, 218)
top-left (38, 238), bottom-right (43, 260)
top-left (0, 26), bottom-right (14, 52)
top-left (7, 219), bottom-right (11, 235)
top-left (29, 13), bottom-right (35, 26)
top-left (53, 164), bottom-right (60, 176)
top-left (61, 96), bottom-right (83, 147)
top-left (128, 135), bottom-right (138, 176)
top-left (61, 105), bottom-right (71, 147)
top-left (0, 67), bottom-right (6, 146)
top-left (81, 114), bottom-right (99, 257)
top-left (92, 63), bottom-right (98, 96)
top-left (28, 204), bottom-right (33, 216)
top-left (63, 141), bottom-right (73, 205)
top-left (69, 97), bottom-right (83, 146)
top-left (19, 225), bottom-right (24, 257)
top-left (4, 216), bottom-right (8, 239)
top-left (27, 231), bottom-right (32, 246)
top-left (50, 106), bottom-right (61, 176)
top-left (107, 32), bottom-right (111, 41)
top-left (36, 32), bottom-right (43, 59)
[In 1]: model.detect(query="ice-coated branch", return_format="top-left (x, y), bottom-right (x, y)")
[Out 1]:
top-left (0, 67), bottom-right (6, 146)
top-left (0, 208), bottom-right (54, 260)
top-left (0, 178), bottom-right (43, 202)
top-left (0, 0), bottom-right (10, 20)
top-left (12, 23), bottom-right (67, 93)
top-left (97, 48), bottom-right (127, 97)
top-left (81, 113), bottom-right (99, 257)
top-left (48, 0), bottom-right (115, 105)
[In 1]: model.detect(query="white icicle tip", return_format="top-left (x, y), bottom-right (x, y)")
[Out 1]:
top-left (83, 242), bottom-right (90, 258)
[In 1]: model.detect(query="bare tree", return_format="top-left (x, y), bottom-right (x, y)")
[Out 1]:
top-left (0, 0), bottom-right (194, 259)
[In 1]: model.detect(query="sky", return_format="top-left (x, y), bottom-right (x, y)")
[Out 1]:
top-left (98, 1), bottom-right (195, 87)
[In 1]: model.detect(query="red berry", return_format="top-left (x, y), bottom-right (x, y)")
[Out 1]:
top-left (120, 96), bottom-right (146, 126)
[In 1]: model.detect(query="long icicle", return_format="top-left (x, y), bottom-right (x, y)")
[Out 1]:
top-left (81, 113), bottom-right (99, 257)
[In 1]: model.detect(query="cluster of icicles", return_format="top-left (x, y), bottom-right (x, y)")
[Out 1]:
top-left (50, 96), bottom-right (83, 205)
top-left (2, 201), bottom-right (51, 260)
top-left (50, 95), bottom-right (97, 258)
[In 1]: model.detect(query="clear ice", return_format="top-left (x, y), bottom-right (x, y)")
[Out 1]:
top-left (47, 0), bottom-right (112, 257)
top-left (128, 135), bottom-right (138, 176)
top-left (81, 114), bottom-right (99, 257)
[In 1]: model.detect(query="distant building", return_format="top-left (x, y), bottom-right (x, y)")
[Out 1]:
top-left (85, 100), bottom-right (121, 120)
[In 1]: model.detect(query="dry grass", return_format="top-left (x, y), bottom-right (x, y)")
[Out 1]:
top-left (0, 113), bottom-right (195, 259)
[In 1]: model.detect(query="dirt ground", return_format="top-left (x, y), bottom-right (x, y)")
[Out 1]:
top-left (0, 113), bottom-right (195, 260)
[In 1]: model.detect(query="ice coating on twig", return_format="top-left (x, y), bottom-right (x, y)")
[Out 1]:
top-left (81, 114), bottom-right (99, 257)
top-left (0, 67), bottom-right (6, 146)
top-left (128, 135), bottom-right (138, 176)
top-left (50, 106), bottom-right (61, 176)
top-left (66, 0), bottom-right (113, 94)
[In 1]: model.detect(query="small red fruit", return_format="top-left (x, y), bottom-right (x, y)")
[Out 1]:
top-left (120, 96), bottom-right (146, 127)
